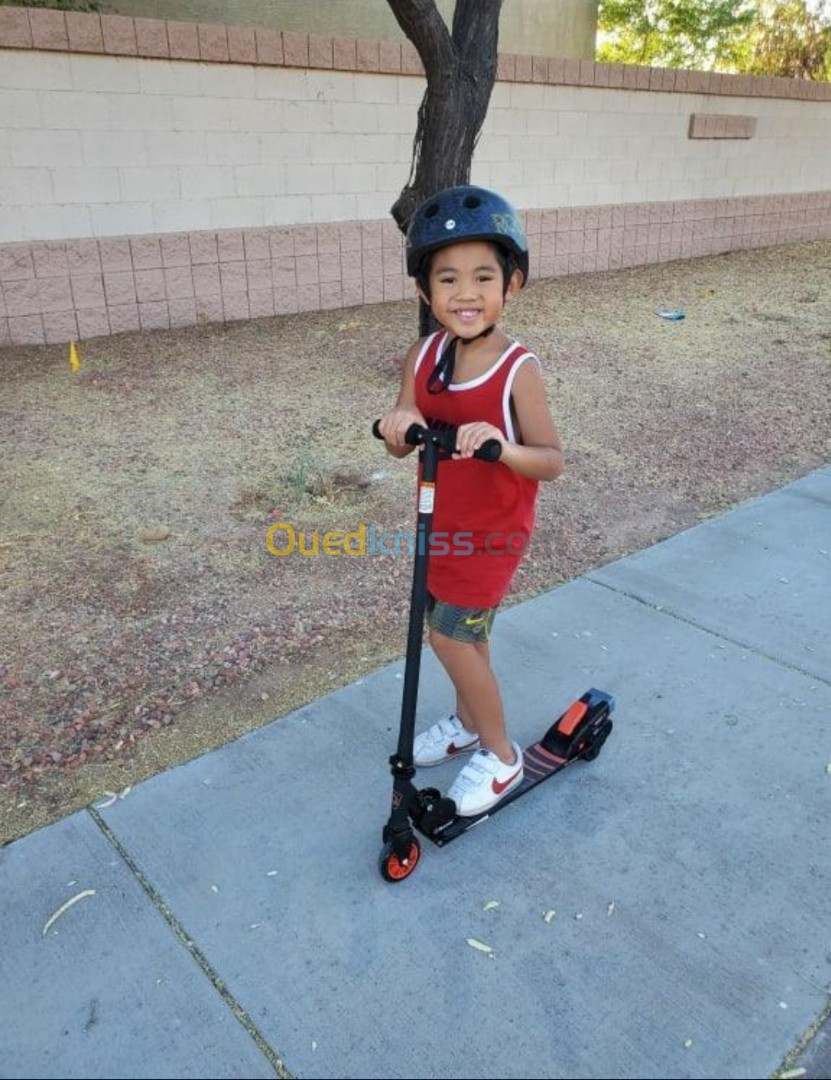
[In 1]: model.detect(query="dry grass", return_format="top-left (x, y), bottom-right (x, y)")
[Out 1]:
top-left (2, 239), bottom-right (830, 844)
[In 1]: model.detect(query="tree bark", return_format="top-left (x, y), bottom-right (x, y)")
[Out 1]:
top-left (386, 0), bottom-right (503, 232)
top-left (386, 0), bottom-right (503, 333)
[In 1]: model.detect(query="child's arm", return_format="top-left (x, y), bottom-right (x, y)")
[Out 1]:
top-left (377, 340), bottom-right (428, 458)
top-left (454, 359), bottom-right (564, 480)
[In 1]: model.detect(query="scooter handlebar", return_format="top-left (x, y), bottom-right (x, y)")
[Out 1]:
top-left (372, 420), bottom-right (501, 462)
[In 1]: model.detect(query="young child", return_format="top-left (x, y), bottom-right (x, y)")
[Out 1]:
top-left (378, 185), bottom-right (564, 817)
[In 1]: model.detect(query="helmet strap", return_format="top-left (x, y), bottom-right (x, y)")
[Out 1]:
top-left (427, 325), bottom-right (496, 394)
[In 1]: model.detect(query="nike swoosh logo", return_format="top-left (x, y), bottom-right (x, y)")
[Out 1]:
top-left (447, 740), bottom-right (477, 755)
top-left (491, 765), bottom-right (522, 795)
top-left (463, 615), bottom-right (487, 626)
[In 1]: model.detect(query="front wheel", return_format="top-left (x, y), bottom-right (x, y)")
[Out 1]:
top-left (379, 838), bottom-right (421, 883)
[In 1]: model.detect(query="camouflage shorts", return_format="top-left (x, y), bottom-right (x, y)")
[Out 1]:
top-left (426, 595), bottom-right (498, 643)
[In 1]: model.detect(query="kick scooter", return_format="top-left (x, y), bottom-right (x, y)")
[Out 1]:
top-left (372, 420), bottom-right (614, 883)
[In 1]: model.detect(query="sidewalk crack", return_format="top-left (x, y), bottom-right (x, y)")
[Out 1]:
top-left (88, 808), bottom-right (294, 1080)
top-left (585, 575), bottom-right (831, 689)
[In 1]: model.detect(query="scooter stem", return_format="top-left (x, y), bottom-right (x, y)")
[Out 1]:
top-left (395, 435), bottom-right (440, 766)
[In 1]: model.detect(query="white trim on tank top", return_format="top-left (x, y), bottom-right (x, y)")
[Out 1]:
top-left (415, 329), bottom-right (524, 390)
top-left (501, 352), bottom-right (538, 443)
top-left (415, 330), bottom-right (538, 445)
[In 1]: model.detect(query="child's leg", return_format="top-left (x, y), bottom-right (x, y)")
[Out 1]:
top-left (452, 669), bottom-right (479, 736)
top-left (428, 630), bottom-right (516, 766)
top-left (418, 601), bottom-right (522, 815)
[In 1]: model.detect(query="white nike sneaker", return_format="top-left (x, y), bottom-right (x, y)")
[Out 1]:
top-left (413, 714), bottom-right (480, 767)
top-left (447, 743), bottom-right (524, 816)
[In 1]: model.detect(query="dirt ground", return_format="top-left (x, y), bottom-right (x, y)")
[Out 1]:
top-left (2, 239), bottom-right (830, 845)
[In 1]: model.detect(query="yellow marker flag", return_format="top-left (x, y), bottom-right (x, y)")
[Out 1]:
top-left (69, 341), bottom-right (81, 373)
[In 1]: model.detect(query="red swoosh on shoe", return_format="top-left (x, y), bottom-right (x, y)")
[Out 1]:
top-left (447, 740), bottom-right (475, 755)
top-left (491, 766), bottom-right (522, 795)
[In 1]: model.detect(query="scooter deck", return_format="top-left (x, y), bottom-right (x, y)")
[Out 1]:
top-left (415, 688), bottom-right (614, 846)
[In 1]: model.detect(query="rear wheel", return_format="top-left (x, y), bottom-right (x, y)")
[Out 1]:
top-left (580, 720), bottom-right (613, 761)
top-left (581, 740), bottom-right (602, 761)
top-left (379, 838), bottom-right (421, 883)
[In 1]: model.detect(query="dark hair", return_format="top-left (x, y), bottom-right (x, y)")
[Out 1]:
top-left (416, 241), bottom-right (520, 299)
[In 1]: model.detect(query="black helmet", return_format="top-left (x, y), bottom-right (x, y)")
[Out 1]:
top-left (406, 185), bottom-right (529, 286)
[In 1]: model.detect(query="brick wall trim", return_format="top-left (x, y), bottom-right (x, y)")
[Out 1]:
top-left (1, 4), bottom-right (829, 102)
top-left (2, 190), bottom-right (830, 347)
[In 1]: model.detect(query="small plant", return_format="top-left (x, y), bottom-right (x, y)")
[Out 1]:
top-left (285, 458), bottom-right (333, 503)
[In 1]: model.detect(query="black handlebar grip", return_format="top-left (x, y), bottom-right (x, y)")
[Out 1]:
top-left (371, 420), bottom-right (501, 461)
top-left (427, 426), bottom-right (501, 461)
top-left (371, 421), bottom-right (427, 448)
top-left (475, 438), bottom-right (502, 463)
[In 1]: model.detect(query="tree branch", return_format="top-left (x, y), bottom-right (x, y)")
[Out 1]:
top-left (386, 0), bottom-right (454, 72)
top-left (387, 0), bottom-right (504, 333)
top-left (451, 0), bottom-right (503, 64)
top-left (387, 0), bottom-right (503, 233)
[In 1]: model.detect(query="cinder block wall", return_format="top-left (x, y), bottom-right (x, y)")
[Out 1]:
top-left (1, 5), bottom-right (829, 346)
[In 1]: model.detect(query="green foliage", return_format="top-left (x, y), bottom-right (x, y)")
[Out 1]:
top-left (597, 0), bottom-right (757, 69)
top-left (744, 1), bottom-right (831, 79)
top-left (597, 0), bottom-right (831, 78)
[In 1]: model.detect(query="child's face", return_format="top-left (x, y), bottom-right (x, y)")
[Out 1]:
top-left (419, 240), bottom-right (522, 339)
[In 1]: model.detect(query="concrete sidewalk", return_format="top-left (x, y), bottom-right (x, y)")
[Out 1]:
top-left (2, 467), bottom-right (830, 1080)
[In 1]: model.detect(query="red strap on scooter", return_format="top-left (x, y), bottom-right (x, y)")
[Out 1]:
top-left (557, 700), bottom-right (588, 736)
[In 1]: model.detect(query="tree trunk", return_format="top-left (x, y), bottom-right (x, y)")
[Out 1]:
top-left (386, 0), bottom-right (504, 335)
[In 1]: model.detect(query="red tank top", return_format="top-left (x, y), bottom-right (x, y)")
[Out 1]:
top-left (414, 330), bottom-right (540, 607)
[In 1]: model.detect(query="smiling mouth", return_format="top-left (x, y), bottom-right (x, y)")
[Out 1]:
top-left (453, 309), bottom-right (482, 321)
